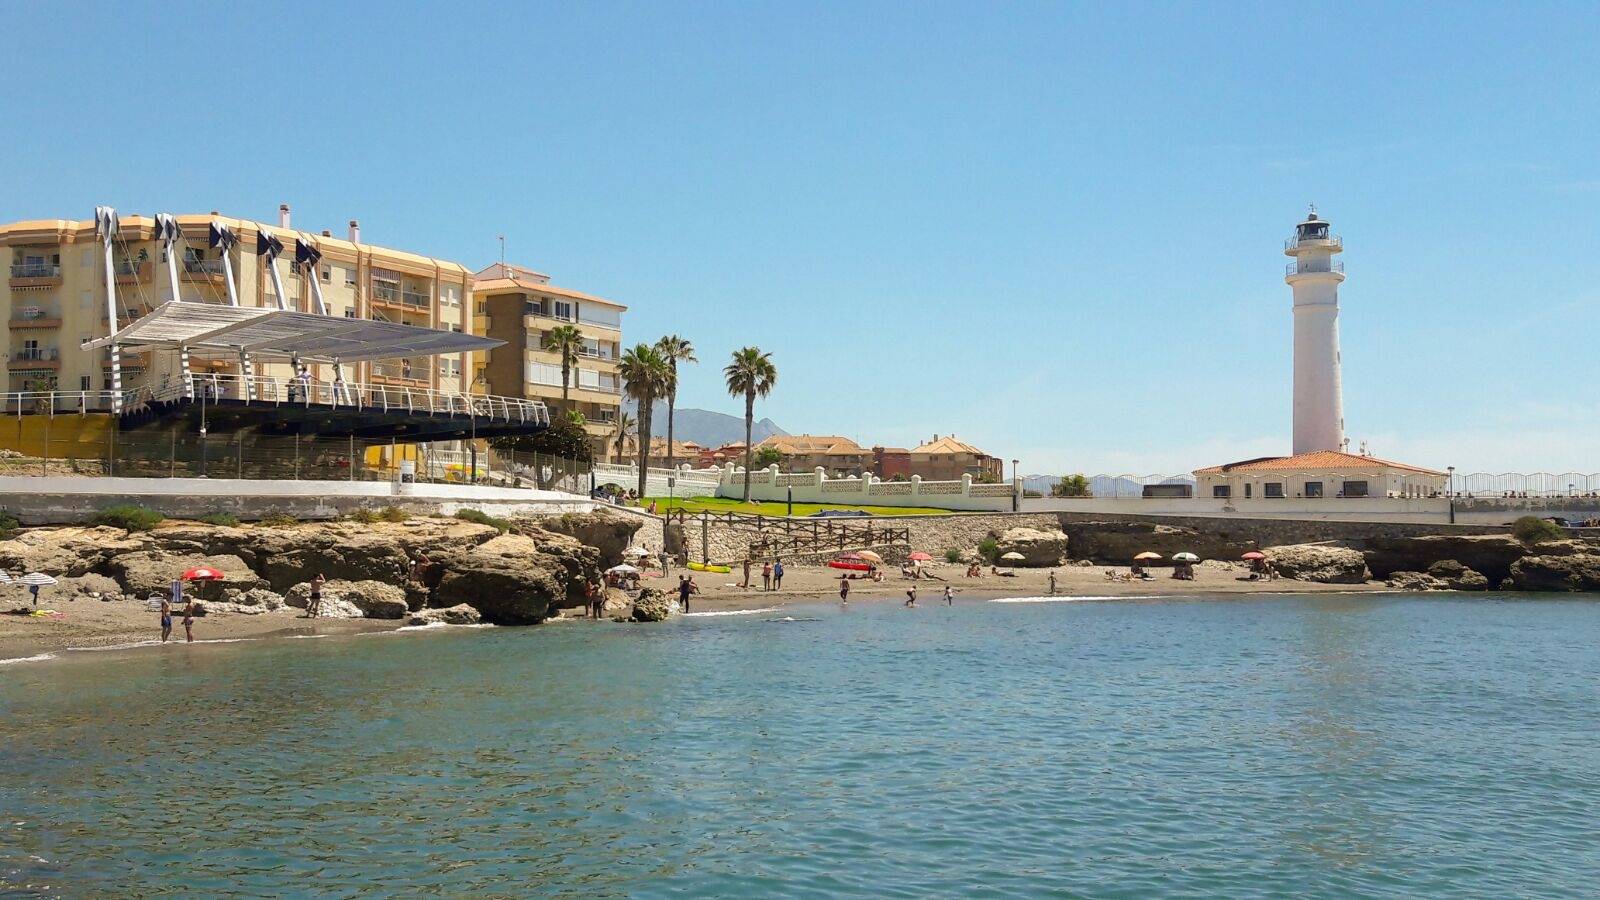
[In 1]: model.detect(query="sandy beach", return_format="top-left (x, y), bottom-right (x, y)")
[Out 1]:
top-left (0, 560), bottom-right (1387, 663)
top-left (654, 559), bottom-right (1388, 614)
top-left (0, 602), bottom-right (398, 663)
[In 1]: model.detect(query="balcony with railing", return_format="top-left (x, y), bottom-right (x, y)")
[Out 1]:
top-left (115, 259), bottom-right (153, 284)
top-left (182, 258), bottom-right (227, 283)
top-left (1284, 233), bottom-right (1343, 253)
top-left (370, 360), bottom-right (428, 384)
top-left (1286, 259), bottom-right (1345, 278)
top-left (401, 288), bottom-right (431, 308)
top-left (9, 262), bottom-right (62, 288)
top-left (8, 347), bottom-right (61, 369)
top-left (9, 305), bottom-right (62, 329)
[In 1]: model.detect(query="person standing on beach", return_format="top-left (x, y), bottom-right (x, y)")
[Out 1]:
top-left (761, 561), bottom-right (772, 591)
top-left (839, 576), bottom-right (850, 603)
top-left (159, 594), bottom-right (173, 642)
top-left (773, 559), bottom-right (785, 591)
top-left (1048, 570), bottom-right (1057, 595)
top-left (905, 585), bottom-right (917, 607)
top-left (742, 558), bottom-right (752, 589)
top-left (307, 573), bottom-right (326, 618)
top-left (944, 585), bottom-right (953, 605)
top-left (677, 575), bottom-right (698, 613)
top-left (182, 596), bottom-right (196, 643)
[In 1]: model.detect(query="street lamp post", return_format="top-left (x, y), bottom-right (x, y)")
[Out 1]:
top-left (787, 485), bottom-right (793, 518)
top-left (1012, 458), bottom-right (1020, 512)
top-left (1447, 466), bottom-right (1456, 524)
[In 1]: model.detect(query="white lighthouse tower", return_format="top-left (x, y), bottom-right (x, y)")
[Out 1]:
top-left (1284, 207), bottom-right (1345, 455)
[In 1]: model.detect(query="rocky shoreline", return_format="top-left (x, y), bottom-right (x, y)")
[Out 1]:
top-left (983, 525), bottom-right (1600, 592)
top-left (0, 510), bottom-right (646, 643)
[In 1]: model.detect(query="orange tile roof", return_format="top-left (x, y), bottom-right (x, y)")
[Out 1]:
top-left (911, 435), bottom-right (991, 456)
top-left (1194, 450), bottom-right (1445, 476)
top-left (756, 435), bottom-right (865, 455)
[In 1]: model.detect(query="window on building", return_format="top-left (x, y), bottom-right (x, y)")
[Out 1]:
top-left (1264, 482), bottom-right (1284, 498)
top-left (80, 375), bottom-right (92, 391)
top-left (476, 300), bottom-right (487, 315)
top-left (344, 267), bottom-right (357, 286)
top-left (553, 300), bottom-right (574, 321)
top-left (320, 267), bottom-right (331, 283)
top-left (1304, 481), bottom-right (1323, 498)
top-left (1244, 483), bottom-right (1253, 499)
top-left (344, 308), bottom-right (357, 318)
top-left (1341, 480), bottom-right (1369, 498)
top-left (1212, 485), bottom-right (1230, 498)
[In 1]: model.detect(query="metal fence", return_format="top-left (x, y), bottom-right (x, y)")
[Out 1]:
top-left (0, 428), bottom-right (591, 490)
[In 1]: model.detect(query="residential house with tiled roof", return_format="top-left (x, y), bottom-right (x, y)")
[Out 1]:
top-left (909, 435), bottom-right (1004, 482)
top-left (1193, 450), bottom-right (1446, 500)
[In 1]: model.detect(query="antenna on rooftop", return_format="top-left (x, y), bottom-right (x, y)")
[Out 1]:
top-left (497, 234), bottom-right (505, 266)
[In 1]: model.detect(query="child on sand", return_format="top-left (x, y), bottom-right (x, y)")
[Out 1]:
top-left (904, 586), bottom-right (917, 607)
top-left (943, 585), bottom-right (953, 605)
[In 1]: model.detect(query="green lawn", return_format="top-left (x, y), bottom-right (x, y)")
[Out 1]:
top-left (646, 495), bottom-right (953, 517)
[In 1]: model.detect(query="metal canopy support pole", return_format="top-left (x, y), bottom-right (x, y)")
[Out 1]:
top-left (95, 207), bottom-right (123, 414)
top-left (156, 213), bottom-right (183, 303)
top-left (238, 350), bottom-right (255, 401)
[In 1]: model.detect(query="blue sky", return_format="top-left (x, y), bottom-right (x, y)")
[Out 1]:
top-left (4, 2), bottom-right (1596, 476)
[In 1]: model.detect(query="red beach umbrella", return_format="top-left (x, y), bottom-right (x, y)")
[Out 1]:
top-left (182, 566), bottom-right (227, 581)
top-left (1240, 551), bottom-right (1266, 561)
top-left (908, 552), bottom-right (934, 562)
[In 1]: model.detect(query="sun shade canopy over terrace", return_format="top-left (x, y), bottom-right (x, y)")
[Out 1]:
top-left (82, 301), bottom-right (502, 363)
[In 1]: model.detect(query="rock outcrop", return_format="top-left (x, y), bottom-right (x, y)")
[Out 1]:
top-left (1059, 521), bottom-right (1256, 565)
top-left (537, 509), bottom-right (644, 567)
top-left (105, 551), bottom-right (266, 598)
top-left (992, 527), bottom-right (1069, 567)
top-left (432, 532), bottom-right (596, 625)
top-left (1508, 554), bottom-right (1600, 592)
top-left (0, 513), bottom-right (619, 624)
top-left (1386, 571), bottom-right (1446, 591)
top-left (407, 604), bottom-right (483, 626)
top-left (1266, 543), bottom-right (1370, 584)
top-left (1426, 560), bottom-right (1490, 591)
top-left (283, 579), bottom-right (409, 619)
top-left (1360, 535), bottom-right (1533, 583)
top-left (630, 588), bottom-right (674, 622)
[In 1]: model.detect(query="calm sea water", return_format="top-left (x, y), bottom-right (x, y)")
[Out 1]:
top-left (3, 592), bottom-right (1599, 897)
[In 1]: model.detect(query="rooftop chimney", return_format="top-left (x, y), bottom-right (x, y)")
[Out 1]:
top-left (209, 210), bottom-right (219, 216)
top-left (278, 204), bottom-right (291, 228)
top-left (348, 219), bottom-right (361, 243)
top-left (321, 229), bottom-right (331, 237)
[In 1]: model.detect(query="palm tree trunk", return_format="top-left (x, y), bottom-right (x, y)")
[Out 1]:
top-left (742, 390), bottom-right (754, 502)
top-left (561, 358), bottom-right (570, 414)
top-left (665, 386), bottom-right (676, 474)
top-left (637, 393), bottom-right (652, 499)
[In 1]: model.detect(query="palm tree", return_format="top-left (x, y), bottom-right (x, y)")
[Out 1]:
top-left (610, 410), bottom-right (636, 462)
top-left (723, 347), bottom-right (778, 502)
top-left (653, 335), bottom-right (697, 472)
top-left (544, 324), bottom-right (584, 413)
top-left (619, 343), bottom-right (671, 498)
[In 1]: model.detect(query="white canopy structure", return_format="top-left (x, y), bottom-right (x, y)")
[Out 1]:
top-left (83, 301), bottom-right (500, 363)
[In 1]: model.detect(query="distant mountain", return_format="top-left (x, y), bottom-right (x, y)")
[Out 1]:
top-left (1024, 473), bottom-right (1196, 497)
top-left (621, 401), bottom-right (788, 448)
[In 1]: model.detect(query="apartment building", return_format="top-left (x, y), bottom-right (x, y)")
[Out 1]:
top-left (472, 262), bottom-right (626, 460)
top-left (1, 206), bottom-right (473, 396)
top-left (909, 435), bottom-right (1005, 481)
